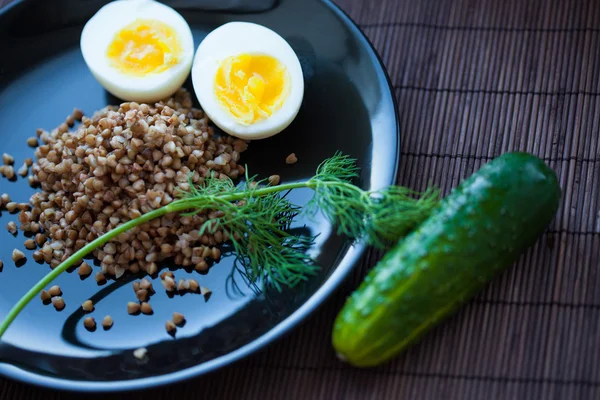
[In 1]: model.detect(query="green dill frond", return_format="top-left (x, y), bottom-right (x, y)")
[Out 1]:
top-left (0, 152), bottom-right (439, 338)
top-left (177, 171), bottom-right (318, 291)
top-left (307, 155), bottom-right (440, 249)
top-left (314, 151), bottom-right (360, 182)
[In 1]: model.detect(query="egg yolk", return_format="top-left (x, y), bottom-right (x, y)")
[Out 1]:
top-left (107, 19), bottom-right (183, 76)
top-left (214, 54), bottom-right (290, 125)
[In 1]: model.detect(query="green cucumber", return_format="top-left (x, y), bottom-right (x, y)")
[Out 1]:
top-left (332, 152), bottom-right (560, 367)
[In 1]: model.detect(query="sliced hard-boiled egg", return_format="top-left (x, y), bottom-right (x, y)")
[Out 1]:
top-left (81, 0), bottom-right (194, 103)
top-left (192, 22), bottom-right (304, 140)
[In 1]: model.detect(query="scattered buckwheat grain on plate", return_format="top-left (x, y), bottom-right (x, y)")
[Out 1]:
top-left (127, 302), bottom-right (141, 315)
top-left (165, 320), bottom-right (177, 335)
top-left (52, 297), bottom-right (65, 311)
top-left (140, 302), bottom-right (153, 315)
top-left (172, 312), bottom-right (185, 326)
top-left (83, 317), bottom-right (96, 331)
top-left (48, 285), bottom-right (62, 297)
top-left (40, 290), bottom-right (50, 303)
top-left (12, 249), bottom-right (25, 263)
top-left (82, 300), bottom-right (94, 312)
top-left (102, 316), bottom-right (113, 330)
top-left (6, 221), bottom-right (17, 234)
top-left (285, 152), bottom-right (298, 164)
top-left (133, 347), bottom-right (147, 360)
top-left (2, 153), bottom-right (14, 165)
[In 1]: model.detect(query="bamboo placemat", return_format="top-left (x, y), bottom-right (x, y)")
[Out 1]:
top-left (0, 0), bottom-right (599, 398)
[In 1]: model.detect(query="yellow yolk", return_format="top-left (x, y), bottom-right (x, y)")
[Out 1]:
top-left (107, 19), bottom-right (183, 76)
top-left (214, 54), bottom-right (290, 125)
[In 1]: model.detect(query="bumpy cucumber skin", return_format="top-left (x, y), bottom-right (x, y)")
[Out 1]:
top-left (332, 152), bottom-right (561, 367)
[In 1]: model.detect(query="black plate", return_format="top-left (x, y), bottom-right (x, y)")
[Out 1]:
top-left (0, 0), bottom-right (399, 391)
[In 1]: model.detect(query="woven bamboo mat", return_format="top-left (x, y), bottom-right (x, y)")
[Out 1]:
top-left (1, 0), bottom-right (599, 398)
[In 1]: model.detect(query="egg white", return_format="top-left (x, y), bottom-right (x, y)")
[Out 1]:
top-left (80, 0), bottom-right (194, 103)
top-left (191, 22), bottom-right (304, 140)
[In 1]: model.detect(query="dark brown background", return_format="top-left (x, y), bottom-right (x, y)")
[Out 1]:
top-left (1, 0), bottom-right (599, 399)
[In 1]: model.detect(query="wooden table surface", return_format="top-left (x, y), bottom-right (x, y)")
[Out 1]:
top-left (0, 0), bottom-right (599, 399)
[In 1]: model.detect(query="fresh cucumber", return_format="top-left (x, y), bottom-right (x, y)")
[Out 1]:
top-left (332, 152), bottom-right (560, 367)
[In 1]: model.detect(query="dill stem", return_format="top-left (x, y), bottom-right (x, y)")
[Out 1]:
top-left (0, 172), bottom-right (378, 339)
top-left (0, 152), bottom-right (436, 340)
top-left (0, 181), bottom-right (313, 339)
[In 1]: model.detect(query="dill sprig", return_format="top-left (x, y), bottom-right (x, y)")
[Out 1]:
top-left (307, 153), bottom-right (439, 248)
top-left (0, 153), bottom-right (439, 338)
top-left (178, 172), bottom-right (317, 291)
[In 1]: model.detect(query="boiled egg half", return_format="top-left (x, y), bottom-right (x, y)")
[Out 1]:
top-left (192, 22), bottom-right (304, 140)
top-left (81, 0), bottom-right (194, 103)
